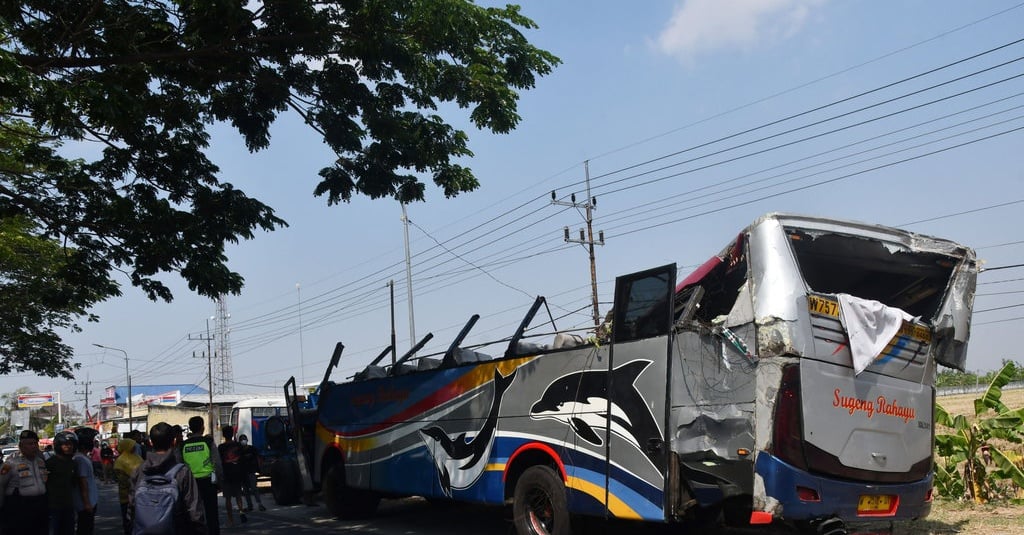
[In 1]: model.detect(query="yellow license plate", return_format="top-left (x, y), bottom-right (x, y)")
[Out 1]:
top-left (807, 295), bottom-right (839, 317)
top-left (857, 494), bottom-right (894, 514)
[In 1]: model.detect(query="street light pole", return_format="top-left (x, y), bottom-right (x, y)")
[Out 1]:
top-left (92, 343), bottom-right (131, 433)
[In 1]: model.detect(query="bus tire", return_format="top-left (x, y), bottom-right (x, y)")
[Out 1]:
top-left (512, 465), bottom-right (570, 535)
top-left (323, 463), bottom-right (380, 519)
top-left (270, 458), bottom-right (302, 505)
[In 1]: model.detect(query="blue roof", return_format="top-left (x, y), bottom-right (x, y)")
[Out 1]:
top-left (111, 384), bottom-right (207, 403)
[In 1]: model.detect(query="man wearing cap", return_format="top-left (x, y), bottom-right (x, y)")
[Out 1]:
top-left (0, 430), bottom-right (49, 535)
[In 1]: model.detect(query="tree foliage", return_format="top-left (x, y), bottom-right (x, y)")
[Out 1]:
top-left (0, 1), bottom-right (559, 378)
top-left (934, 362), bottom-right (1024, 504)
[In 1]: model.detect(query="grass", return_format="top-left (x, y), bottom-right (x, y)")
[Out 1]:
top-left (935, 387), bottom-right (1024, 419)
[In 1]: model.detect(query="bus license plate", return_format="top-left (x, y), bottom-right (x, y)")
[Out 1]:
top-left (807, 295), bottom-right (839, 317)
top-left (857, 494), bottom-right (894, 514)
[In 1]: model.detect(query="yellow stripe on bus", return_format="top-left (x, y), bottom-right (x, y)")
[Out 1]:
top-left (566, 476), bottom-right (641, 520)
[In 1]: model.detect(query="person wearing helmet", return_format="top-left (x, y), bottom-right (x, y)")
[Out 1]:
top-left (46, 431), bottom-right (79, 535)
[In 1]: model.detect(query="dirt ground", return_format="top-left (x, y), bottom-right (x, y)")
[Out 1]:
top-left (854, 499), bottom-right (1024, 534)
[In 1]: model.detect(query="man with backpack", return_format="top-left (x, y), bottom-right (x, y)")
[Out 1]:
top-left (130, 422), bottom-right (206, 534)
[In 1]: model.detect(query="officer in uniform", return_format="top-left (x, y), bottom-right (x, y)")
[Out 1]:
top-left (0, 430), bottom-right (49, 535)
top-left (182, 416), bottom-right (224, 535)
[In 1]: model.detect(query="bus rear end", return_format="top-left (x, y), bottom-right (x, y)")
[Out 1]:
top-left (746, 214), bottom-right (976, 529)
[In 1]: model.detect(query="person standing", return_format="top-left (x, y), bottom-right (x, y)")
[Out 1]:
top-left (100, 441), bottom-right (115, 483)
top-left (73, 428), bottom-right (100, 535)
top-left (0, 430), bottom-right (49, 535)
top-left (45, 431), bottom-right (79, 535)
top-left (182, 416), bottom-right (223, 535)
top-left (130, 422), bottom-right (206, 534)
top-left (236, 434), bottom-right (266, 512)
top-left (113, 437), bottom-right (143, 535)
top-left (89, 440), bottom-right (103, 481)
top-left (217, 426), bottom-right (246, 526)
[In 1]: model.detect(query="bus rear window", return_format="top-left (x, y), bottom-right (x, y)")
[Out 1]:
top-left (784, 227), bottom-right (957, 319)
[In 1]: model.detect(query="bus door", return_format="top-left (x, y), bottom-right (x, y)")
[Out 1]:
top-left (606, 263), bottom-right (676, 521)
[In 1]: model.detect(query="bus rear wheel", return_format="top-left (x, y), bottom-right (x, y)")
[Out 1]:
top-left (270, 458), bottom-right (301, 505)
top-left (323, 463), bottom-right (380, 519)
top-left (512, 465), bottom-right (570, 535)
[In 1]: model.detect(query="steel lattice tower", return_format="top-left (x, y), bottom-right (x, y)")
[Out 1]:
top-left (214, 296), bottom-right (234, 393)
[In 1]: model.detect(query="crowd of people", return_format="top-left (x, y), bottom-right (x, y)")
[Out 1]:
top-left (0, 417), bottom-right (268, 535)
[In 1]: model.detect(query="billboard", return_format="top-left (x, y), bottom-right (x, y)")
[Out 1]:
top-left (10, 409), bottom-right (30, 429)
top-left (17, 392), bottom-right (55, 408)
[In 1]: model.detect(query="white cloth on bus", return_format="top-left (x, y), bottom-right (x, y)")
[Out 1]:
top-left (836, 294), bottom-right (912, 375)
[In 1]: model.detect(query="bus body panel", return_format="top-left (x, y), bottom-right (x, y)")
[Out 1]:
top-left (315, 348), bottom-right (671, 520)
top-left (800, 358), bottom-right (932, 474)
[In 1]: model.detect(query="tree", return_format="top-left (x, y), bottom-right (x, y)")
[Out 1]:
top-left (0, 1), bottom-right (560, 378)
top-left (934, 362), bottom-right (1024, 503)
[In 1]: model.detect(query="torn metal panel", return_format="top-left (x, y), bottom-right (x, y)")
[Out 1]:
top-left (673, 405), bottom-right (754, 458)
top-left (933, 253), bottom-right (978, 371)
top-left (670, 330), bottom-right (756, 460)
top-left (724, 281), bottom-right (754, 327)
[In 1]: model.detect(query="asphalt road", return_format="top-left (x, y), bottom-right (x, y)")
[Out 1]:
top-left (90, 478), bottom-right (898, 535)
top-left (92, 478), bottom-right (518, 535)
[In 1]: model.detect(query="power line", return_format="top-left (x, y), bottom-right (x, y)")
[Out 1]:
top-left (569, 37), bottom-right (1024, 192)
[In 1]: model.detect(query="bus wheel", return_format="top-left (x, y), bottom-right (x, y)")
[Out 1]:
top-left (323, 463), bottom-right (380, 519)
top-left (270, 458), bottom-right (301, 505)
top-left (513, 465), bottom-right (570, 535)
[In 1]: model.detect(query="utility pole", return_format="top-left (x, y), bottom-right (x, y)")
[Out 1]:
top-left (190, 318), bottom-right (216, 431)
top-left (92, 343), bottom-right (131, 432)
top-left (388, 280), bottom-right (397, 365)
top-left (74, 378), bottom-right (91, 424)
top-left (296, 283), bottom-right (306, 386)
top-left (400, 203), bottom-right (417, 348)
top-left (553, 160), bottom-right (605, 327)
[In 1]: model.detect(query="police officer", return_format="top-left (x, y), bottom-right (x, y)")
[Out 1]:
top-left (0, 430), bottom-right (49, 535)
top-left (181, 416), bottom-right (224, 535)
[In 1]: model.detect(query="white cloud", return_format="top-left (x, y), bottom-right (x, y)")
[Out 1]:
top-left (656, 0), bottom-right (826, 62)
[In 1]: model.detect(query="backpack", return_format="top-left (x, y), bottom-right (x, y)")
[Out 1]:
top-left (132, 463), bottom-right (185, 535)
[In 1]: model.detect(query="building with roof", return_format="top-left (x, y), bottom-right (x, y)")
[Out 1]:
top-left (97, 384), bottom-right (282, 442)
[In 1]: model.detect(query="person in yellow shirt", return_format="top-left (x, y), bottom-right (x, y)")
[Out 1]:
top-left (113, 437), bottom-right (143, 535)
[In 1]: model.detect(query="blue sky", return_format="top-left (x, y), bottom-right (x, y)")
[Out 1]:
top-left (5, 0), bottom-right (1024, 412)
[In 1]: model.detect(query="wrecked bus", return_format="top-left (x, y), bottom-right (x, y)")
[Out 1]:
top-left (280, 213), bottom-right (977, 534)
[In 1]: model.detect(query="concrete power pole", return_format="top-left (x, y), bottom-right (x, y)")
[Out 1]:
top-left (553, 160), bottom-right (605, 327)
top-left (190, 321), bottom-right (216, 430)
top-left (74, 378), bottom-right (92, 424)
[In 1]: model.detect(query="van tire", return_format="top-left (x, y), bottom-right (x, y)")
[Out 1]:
top-left (323, 463), bottom-right (380, 519)
top-left (512, 465), bottom-right (570, 535)
top-left (270, 458), bottom-right (301, 505)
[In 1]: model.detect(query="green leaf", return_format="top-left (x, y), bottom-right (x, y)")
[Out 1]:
top-left (976, 362), bottom-right (1016, 415)
top-left (989, 447), bottom-right (1024, 489)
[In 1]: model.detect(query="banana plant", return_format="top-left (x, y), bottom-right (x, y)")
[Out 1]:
top-left (934, 362), bottom-right (1024, 504)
